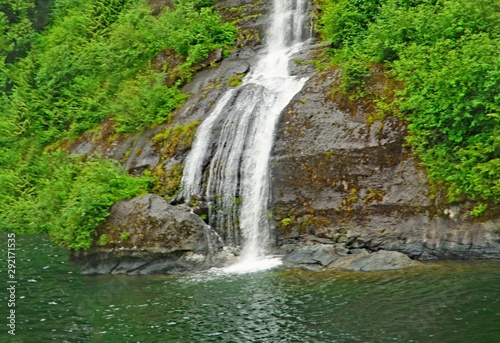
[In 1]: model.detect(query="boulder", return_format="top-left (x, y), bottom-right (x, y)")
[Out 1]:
top-left (331, 250), bottom-right (421, 271)
top-left (70, 194), bottom-right (223, 275)
top-left (282, 244), bottom-right (421, 271)
top-left (283, 244), bottom-right (338, 270)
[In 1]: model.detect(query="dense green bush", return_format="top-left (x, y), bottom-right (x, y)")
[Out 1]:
top-left (318, 0), bottom-right (499, 205)
top-left (111, 72), bottom-right (188, 133)
top-left (1, 0), bottom-right (235, 143)
top-left (0, 143), bottom-right (152, 249)
top-left (319, 0), bottom-right (382, 49)
top-left (46, 156), bottom-right (152, 250)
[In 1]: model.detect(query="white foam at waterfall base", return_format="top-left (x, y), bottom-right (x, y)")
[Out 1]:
top-left (181, 0), bottom-right (311, 274)
top-left (220, 255), bottom-right (283, 275)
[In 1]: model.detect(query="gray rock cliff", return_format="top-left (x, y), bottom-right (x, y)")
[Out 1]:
top-left (67, 1), bottom-right (499, 274)
top-left (270, 67), bottom-right (500, 260)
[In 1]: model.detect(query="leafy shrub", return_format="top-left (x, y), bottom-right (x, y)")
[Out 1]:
top-left (48, 157), bottom-right (151, 249)
top-left (340, 59), bottom-right (371, 93)
top-left (0, 150), bottom-right (151, 249)
top-left (112, 72), bottom-right (188, 133)
top-left (318, 0), bottom-right (382, 49)
top-left (318, 0), bottom-right (500, 204)
top-left (2, 0), bottom-right (236, 143)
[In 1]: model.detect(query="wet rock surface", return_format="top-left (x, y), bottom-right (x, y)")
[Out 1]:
top-left (282, 244), bottom-right (338, 271)
top-left (271, 67), bottom-right (500, 260)
top-left (332, 250), bottom-right (421, 271)
top-left (281, 243), bottom-right (421, 271)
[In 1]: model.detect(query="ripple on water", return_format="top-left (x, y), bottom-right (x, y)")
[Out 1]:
top-left (2, 233), bottom-right (500, 342)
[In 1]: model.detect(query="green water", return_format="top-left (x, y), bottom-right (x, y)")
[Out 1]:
top-left (1, 234), bottom-right (499, 342)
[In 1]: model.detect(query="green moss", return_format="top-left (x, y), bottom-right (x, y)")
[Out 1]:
top-left (236, 28), bottom-right (261, 47)
top-left (97, 234), bottom-right (110, 246)
top-left (152, 163), bottom-right (183, 198)
top-left (301, 214), bottom-right (330, 228)
top-left (123, 146), bottom-right (133, 160)
top-left (153, 121), bottom-right (201, 160)
top-left (135, 147), bottom-right (144, 157)
top-left (280, 217), bottom-right (294, 228)
top-left (341, 188), bottom-right (360, 211)
top-left (363, 189), bottom-right (385, 204)
top-left (227, 73), bottom-right (245, 87)
top-left (119, 232), bottom-right (131, 241)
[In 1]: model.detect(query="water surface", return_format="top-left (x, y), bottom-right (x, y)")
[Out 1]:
top-left (1, 234), bottom-right (499, 342)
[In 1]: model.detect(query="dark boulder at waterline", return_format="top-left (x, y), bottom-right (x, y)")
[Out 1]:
top-left (282, 244), bottom-right (421, 271)
top-left (283, 244), bottom-right (338, 271)
top-left (70, 194), bottom-right (224, 275)
top-left (332, 250), bottom-right (421, 271)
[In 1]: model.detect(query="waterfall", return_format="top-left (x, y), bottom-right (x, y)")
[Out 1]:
top-left (181, 0), bottom-right (310, 272)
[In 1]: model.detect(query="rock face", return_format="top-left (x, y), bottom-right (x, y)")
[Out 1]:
top-left (70, 194), bottom-right (225, 275)
top-left (283, 244), bottom-right (338, 271)
top-left (65, 1), bottom-right (499, 274)
top-left (270, 67), bottom-right (500, 260)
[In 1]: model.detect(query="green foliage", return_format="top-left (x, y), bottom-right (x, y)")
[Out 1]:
top-left (339, 59), bottom-right (371, 94)
top-left (98, 234), bottom-right (110, 246)
top-left (155, 1), bottom-right (236, 73)
top-left (2, 0), bottom-right (235, 143)
top-left (318, 0), bottom-right (500, 204)
top-left (398, 34), bottom-right (499, 202)
top-left (119, 232), bottom-right (131, 241)
top-left (470, 203), bottom-right (488, 218)
top-left (0, 150), bottom-right (151, 250)
top-left (280, 217), bottom-right (293, 227)
top-left (112, 73), bottom-right (188, 133)
top-left (318, 0), bottom-right (382, 49)
top-left (48, 157), bottom-right (151, 249)
top-left (0, 0), bottom-right (36, 62)
top-left (89, 0), bottom-right (128, 36)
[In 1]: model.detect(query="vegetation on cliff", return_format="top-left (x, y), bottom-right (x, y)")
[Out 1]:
top-left (317, 0), bottom-right (499, 211)
top-left (0, 0), bottom-right (235, 249)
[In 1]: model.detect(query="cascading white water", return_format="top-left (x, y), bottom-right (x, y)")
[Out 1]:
top-left (181, 0), bottom-right (310, 273)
